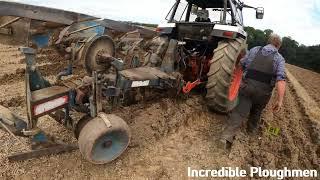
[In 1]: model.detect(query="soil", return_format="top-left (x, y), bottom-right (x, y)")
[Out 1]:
top-left (287, 64), bottom-right (320, 107)
top-left (0, 43), bottom-right (319, 179)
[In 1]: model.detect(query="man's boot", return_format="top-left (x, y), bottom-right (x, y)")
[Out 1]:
top-left (247, 122), bottom-right (259, 135)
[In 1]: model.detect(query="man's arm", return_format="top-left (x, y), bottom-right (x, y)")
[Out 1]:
top-left (274, 80), bottom-right (286, 112)
top-left (273, 57), bottom-right (287, 112)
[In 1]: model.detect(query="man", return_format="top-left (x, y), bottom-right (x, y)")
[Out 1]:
top-left (220, 33), bottom-right (286, 148)
top-left (195, 8), bottom-right (211, 22)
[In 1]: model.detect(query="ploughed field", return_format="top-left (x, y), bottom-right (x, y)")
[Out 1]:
top-left (0, 43), bottom-right (319, 179)
top-left (286, 64), bottom-right (320, 107)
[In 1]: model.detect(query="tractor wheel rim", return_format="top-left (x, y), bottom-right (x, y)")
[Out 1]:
top-left (228, 65), bottom-right (243, 101)
top-left (228, 51), bottom-right (245, 101)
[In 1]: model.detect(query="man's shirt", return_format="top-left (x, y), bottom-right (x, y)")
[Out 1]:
top-left (240, 44), bottom-right (286, 81)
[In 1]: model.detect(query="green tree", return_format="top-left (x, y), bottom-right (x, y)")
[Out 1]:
top-left (244, 26), bottom-right (320, 73)
top-left (264, 29), bottom-right (273, 42)
top-left (279, 36), bottom-right (299, 64)
top-left (244, 26), bottom-right (266, 49)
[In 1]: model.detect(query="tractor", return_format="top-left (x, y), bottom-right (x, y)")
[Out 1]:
top-left (0, 0), bottom-right (263, 164)
top-left (145, 0), bottom-right (264, 113)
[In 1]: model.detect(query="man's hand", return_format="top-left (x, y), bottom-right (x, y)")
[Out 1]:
top-left (274, 80), bottom-right (286, 113)
top-left (273, 100), bottom-right (283, 113)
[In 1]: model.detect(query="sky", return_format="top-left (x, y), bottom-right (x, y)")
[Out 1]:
top-left (6, 0), bottom-right (320, 45)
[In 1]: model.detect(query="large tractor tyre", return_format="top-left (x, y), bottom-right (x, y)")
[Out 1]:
top-left (206, 38), bottom-right (246, 113)
top-left (78, 114), bottom-right (131, 164)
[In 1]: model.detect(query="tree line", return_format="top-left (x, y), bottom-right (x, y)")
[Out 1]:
top-left (245, 27), bottom-right (320, 73)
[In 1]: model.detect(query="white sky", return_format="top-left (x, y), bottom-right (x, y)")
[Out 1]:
top-left (7, 0), bottom-right (320, 45)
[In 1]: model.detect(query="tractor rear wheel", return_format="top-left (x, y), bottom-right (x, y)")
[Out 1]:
top-left (206, 38), bottom-right (246, 113)
top-left (78, 114), bottom-right (131, 164)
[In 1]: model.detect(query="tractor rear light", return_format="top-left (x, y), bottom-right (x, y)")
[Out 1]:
top-left (33, 95), bottom-right (69, 116)
top-left (156, 27), bottom-right (163, 32)
top-left (223, 31), bottom-right (234, 37)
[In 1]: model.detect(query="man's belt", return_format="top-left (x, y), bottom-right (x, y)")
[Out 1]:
top-left (245, 69), bottom-right (274, 84)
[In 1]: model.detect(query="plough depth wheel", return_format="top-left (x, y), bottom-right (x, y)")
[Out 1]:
top-left (78, 114), bottom-right (131, 164)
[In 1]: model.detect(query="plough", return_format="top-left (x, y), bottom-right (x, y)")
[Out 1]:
top-left (0, 1), bottom-right (177, 164)
top-left (0, 0), bottom-right (264, 164)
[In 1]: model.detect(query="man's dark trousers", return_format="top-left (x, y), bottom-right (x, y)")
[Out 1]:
top-left (221, 79), bottom-right (272, 143)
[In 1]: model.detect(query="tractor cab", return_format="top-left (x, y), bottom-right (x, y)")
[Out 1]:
top-left (167, 0), bottom-right (242, 25)
top-left (158, 0), bottom-right (264, 41)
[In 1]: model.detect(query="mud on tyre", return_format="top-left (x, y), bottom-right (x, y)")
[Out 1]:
top-left (206, 38), bottom-right (246, 113)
